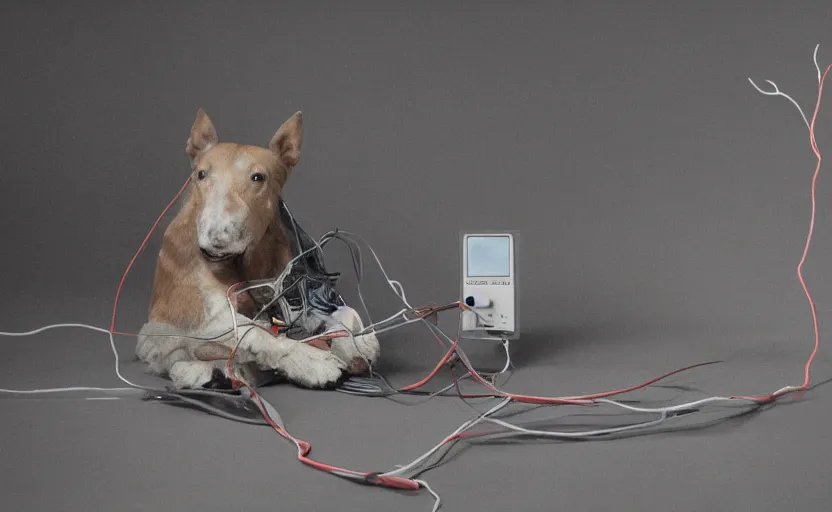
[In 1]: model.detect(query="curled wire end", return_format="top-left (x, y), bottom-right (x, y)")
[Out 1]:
top-left (747, 77), bottom-right (780, 96)
top-left (747, 76), bottom-right (811, 130)
top-left (815, 44), bottom-right (822, 84)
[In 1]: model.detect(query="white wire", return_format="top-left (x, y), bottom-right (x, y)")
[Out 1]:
top-left (356, 309), bottom-right (411, 335)
top-left (221, 287), bottom-right (317, 468)
top-left (480, 410), bottom-right (669, 439)
top-left (0, 386), bottom-right (138, 395)
top-left (747, 43), bottom-right (824, 397)
top-left (336, 231), bottom-right (414, 309)
top-left (433, 318), bottom-right (751, 420)
top-left (226, 282), bottom-right (273, 360)
top-left (363, 50), bottom-right (831, 484)
top-left (594, 396), bottom-right (756, 413)
top-left (0, 323), bottom-right (144, 395)
top-left (362, 315), bottom-right (423, 337)
top-left (414, 479), bottom-right (442, 512)
top-left (747, 77), bottom-right (811, 130)
top-left (3, 45), bottom-right (822, 505)
top-left (384, 392), bottom-right (759, 480)
top-left (378, 314), bottom-right (773, 479)
top-left (497, 339), bottom-right (511, 375)
top-left (748, 43), bottom-right (822, 131)
top-left (389, 280), bottom-right (409, 305)
top-left (0, 220), bottom-right (788, 512)
top-left (814, 44), bottom-right (822, 84)
top-left (381, 398), bottom-right (512, 478)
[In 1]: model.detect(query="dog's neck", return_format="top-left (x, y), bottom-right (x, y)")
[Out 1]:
top-left (240, 219), bottom-right (294, 282)
top-left (206, 211), bottom-right (292, 295)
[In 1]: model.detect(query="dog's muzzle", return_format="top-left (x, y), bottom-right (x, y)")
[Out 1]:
top-left (200, 248), bottom-right (239, 263)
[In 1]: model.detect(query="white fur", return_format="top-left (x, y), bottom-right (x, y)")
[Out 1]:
top-left (168, 360), bottom-right (227, 389)
top-left (136, 277), bottom-right (354, 389)
top-left (327, 306), bottom-right (381, 368)
top-left (233, 155), bottom-right (251, 170)
top-left (196, 177), bottom-right (253, 257)
top-left (136, 318), bottom-right (349, 389)
top-left (331, 332), bottom-right (381, 371)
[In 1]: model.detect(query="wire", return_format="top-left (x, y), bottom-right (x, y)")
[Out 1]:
top-left (814, 44), bottom-right (822, 85)
top-left (380, 398), bottom-right (512, 478)
top-left (414, 479), bottom-right (442, 512)
top-left (144, 391), bottom-right (271, 426)
top-left (110, 177), bottom-right (191, 333)
top-left (1, 47), bottom-right (828, 512)
top-left (369, 51), bottom-right (832, 482)
top-left (390, 55), bottom-right (832, 405)
top-left (747, 78), bottom-right (811, 130)
top-left (733, 60), bottom-right (832, 403)
top-left (333, 230), bottom-right (415, 309)
top-left (0, 323), bottom-right (144, 393)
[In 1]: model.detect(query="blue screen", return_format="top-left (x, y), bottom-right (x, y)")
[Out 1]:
top-left (466, 236), bottom-right (511, 277)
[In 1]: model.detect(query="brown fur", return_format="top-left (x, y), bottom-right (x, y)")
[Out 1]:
top-left (135, 109), bottom-right (380, 390)
top-left (148, 110), bottom-right (299, 328)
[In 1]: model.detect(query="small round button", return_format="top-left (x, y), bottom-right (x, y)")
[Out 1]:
top-left (464, 296), bottom-right (476, 307)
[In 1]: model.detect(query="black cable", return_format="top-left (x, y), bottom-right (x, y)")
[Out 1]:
top-left (142, 391), bottom-right (269, 425)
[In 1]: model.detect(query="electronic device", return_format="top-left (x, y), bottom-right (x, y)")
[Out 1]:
top-left (460, 232), bottom-right (519, 340)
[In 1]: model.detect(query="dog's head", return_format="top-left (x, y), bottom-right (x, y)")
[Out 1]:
top-left (184, 109), bottom-right (303, 263)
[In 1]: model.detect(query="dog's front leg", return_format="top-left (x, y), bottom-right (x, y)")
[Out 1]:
top-left (224, 317), bottom-right (349, 390)
top-left (136, 321), bottom-right (280, 389)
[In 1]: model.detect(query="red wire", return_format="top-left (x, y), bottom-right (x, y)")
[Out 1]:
top-left (732, 64), bottom-right (831, 403)
top-left (220, 324), bottom-right (421, 490)
top-left (408, 335), bottom-right (719, 405)
top-left (796, 64), bottom-right (829, 390)
top-left (400, 339), bottom-right (460, 392)
top-left (237, 379), bottom-right (420, 490)
top-left (406, 66), bottom-right (831, 404)
top-left (103, 177), bottom-right (421, 492)
top-left (420, 60), bottom-right (832, 404)
top-left (109, 65), bottom-right (832, 492)
top-left (109, 177), bottom-right (192, 333)
top-left (400, 304), bottom-right (720, 404)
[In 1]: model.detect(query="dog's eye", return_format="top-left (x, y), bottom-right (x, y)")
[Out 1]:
top-left (196, 170), bottom-right (207, 180)
top-left (251, 172), bottom-right (265, 183)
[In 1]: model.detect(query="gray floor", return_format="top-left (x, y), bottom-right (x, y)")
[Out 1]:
top-left (3, 300), bottom-right (832, 512)
top-left (3, 1), bottom-right (832, 511)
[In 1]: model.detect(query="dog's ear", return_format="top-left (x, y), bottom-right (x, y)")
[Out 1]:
top-left (186, 109), bottom-right (218, 165)
top-left (269, 111), bottom-right (303, 168)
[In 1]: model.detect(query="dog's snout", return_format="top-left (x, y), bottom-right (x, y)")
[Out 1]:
top-left (197, 204), bottom-right (249, 259)
top-left (207, 227), bottom-right (231, 249)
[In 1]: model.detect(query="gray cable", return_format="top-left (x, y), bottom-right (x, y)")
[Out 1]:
top-left (144, 392), bottom-right (270, 426)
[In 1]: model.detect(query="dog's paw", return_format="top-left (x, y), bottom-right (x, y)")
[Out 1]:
top-left (135, 323), bottom-right (192, 375)
top-left (330, 332), bottom-right (380, 375)
top-left (135, 330), bottom-right (165, 367)
top-left (169, 361), bottom-right (220, 389)
top-left (330, 305), bottom-right (364, 332)
top-left (275, 343), bottom-right (348, 390)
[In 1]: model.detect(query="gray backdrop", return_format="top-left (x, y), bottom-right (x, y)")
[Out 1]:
top-left (2, 1), bottom-right (832, 511)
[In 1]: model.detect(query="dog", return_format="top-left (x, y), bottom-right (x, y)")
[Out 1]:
top-left (134, 109), bottom-right (380, 390)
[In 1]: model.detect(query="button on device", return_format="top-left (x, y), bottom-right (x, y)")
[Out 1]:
top-left (464, 294), bottom-right (492, 308)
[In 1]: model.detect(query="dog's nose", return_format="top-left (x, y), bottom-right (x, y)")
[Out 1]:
top-left (207, 228), bottom-right (230, 249)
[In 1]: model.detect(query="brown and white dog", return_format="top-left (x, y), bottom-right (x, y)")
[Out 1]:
top-left (135, 109), bottom-right (380, 390)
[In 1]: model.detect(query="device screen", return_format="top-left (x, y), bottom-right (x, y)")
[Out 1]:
top-left (466, 236), bottom-right (511, 277)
